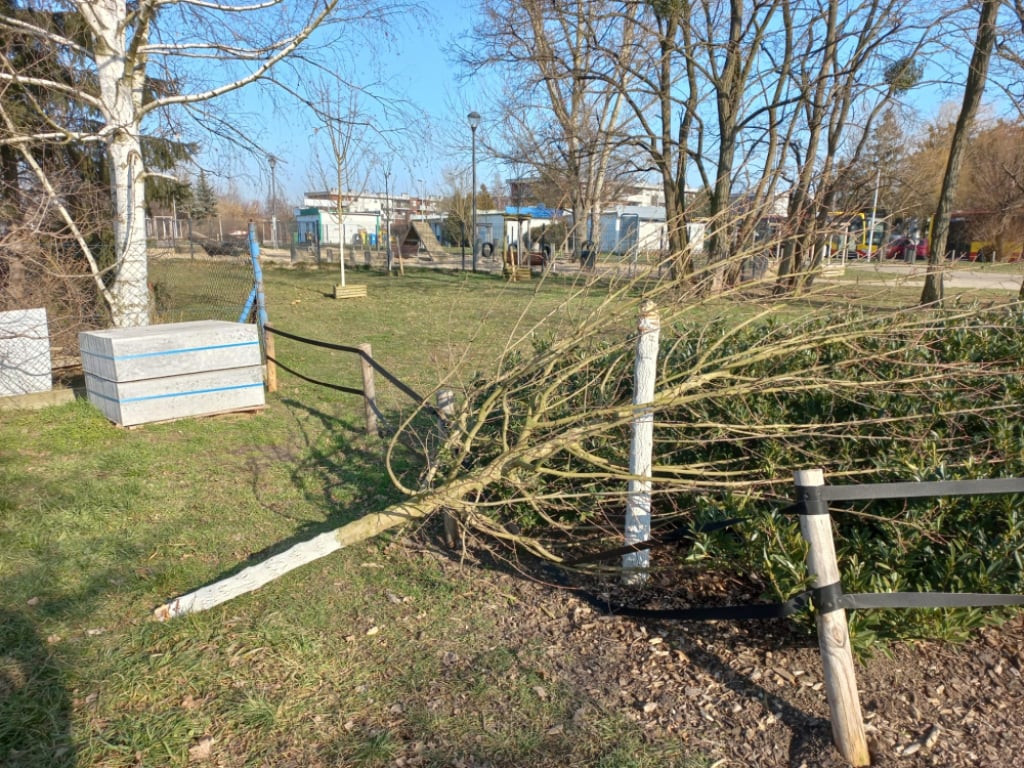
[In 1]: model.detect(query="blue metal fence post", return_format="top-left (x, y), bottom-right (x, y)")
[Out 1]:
top-left (247, 222), bottom-right (276, 391)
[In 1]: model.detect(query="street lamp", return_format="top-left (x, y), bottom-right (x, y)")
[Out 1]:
top-left (268, 154), bottom-right (278, 248)
top-left (468, 111), bottom-right (481, 272)
top-left (383, 168), bottom-right (392, 274)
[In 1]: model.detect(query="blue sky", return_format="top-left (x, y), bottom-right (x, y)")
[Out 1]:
top-left (204, 1), bottom-right (1017, 210)
top-left (216, 0), bottom-right (491, 206)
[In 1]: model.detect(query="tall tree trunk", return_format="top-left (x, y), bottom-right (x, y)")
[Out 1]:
top-left (90, 0), bottom-right (151, 326)
top-left (921, 0), bottom-right (999, 305)
top-left (107, 133), bottom-right (150, 326)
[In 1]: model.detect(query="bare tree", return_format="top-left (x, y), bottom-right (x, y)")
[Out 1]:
top-left (920, 0), bottom-right (1001, 304)
top-left (301, 81), bottom-right (380, 286)
top-left (958, 120), bottom-right (1024, 257)
top-left (577, 0), bottom-right (927, 288)
top-left (438, 166), bottom-right (472, 250)
top-left (0, 0), bottom-right (411, 327)
top-left (770, 1), bottom-right (932, 291)
top-left (460, 0), bottom-right (640, 258)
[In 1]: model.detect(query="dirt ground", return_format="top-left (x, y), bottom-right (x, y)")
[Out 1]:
top-left (423, 540), bottom-right (1024, 768)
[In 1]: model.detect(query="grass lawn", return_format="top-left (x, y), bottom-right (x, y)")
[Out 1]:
top-left (3, 259), bottom-right (1012, 767)
top-left (2, 264), bottom-right (706, 768)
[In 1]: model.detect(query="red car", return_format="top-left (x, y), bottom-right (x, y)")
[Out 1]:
top-left (886, 236), bottom-right (928, 260)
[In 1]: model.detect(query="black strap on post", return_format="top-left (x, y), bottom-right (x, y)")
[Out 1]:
top-left (838, 591), bottom-right (1024, 610)
top-left (813, 581), bottom-right (846, 614)
top-left (795, 480), bottom-right (829, 516)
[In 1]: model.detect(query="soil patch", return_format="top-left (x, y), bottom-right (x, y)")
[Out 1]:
top-left (418, 538), bottom-right (1024, 767)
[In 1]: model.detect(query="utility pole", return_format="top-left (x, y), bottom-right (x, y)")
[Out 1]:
top-left (384, 168), bottom-right (392, 274)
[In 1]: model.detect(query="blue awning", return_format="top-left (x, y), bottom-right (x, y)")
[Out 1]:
top-left (504, 205), bottom-right (557, 219)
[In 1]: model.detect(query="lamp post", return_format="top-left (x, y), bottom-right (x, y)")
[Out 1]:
top-left (268, 154), bottom-right (278, 248)
top-left (468, 111), bottom-right (480, 272)
top-left (383, 168), bottom-right (392, 274)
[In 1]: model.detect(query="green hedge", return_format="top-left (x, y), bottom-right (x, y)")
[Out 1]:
top-left (456, 304), bottom-right (1024, 645)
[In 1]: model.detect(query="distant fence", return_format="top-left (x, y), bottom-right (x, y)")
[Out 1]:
top-left (149, 252), bottom-right (256, 324)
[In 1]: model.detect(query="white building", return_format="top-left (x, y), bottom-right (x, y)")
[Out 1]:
top-left (597, 205), bottom-right (705, 256)
top-left (294, 189), bottom-right (435, 247)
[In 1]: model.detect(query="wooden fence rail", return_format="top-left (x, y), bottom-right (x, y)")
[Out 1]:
top-left (792, 469), bottom-right (1024, 765)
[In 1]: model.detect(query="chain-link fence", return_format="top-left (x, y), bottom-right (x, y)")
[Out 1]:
top-left (0, 203), bottom-right (109, 375)
top-left (148, 251), bottom-right (256, 324)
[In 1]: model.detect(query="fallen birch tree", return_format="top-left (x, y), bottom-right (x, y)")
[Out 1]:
top-left (155, 237), bottom-right (1024, 644)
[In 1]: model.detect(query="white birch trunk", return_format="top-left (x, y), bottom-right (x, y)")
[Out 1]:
top-left (623, 300), bottom-right (660, 584)
top-left (89, 0), bottom-right (151, 327)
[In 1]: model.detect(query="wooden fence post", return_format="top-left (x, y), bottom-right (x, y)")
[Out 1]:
top-left (358, 343), bottom-right (378, 437)
top-left (623, 300), bottom-right (660, 584)
top-left (434, 389), bottom-right (460, 548)
top-left (264, 332), bottom-right (277, 393)
top-left (795, 468), bottom-right (870, 767)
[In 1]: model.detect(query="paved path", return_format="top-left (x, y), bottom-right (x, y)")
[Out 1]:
top-left (842, 262), bottom-right (1024, 292)
top-left (264, 247), bottom-right (1024, 294)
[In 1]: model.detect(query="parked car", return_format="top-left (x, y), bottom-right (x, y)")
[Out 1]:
top-left (886, 236), bottom-right (928, 260)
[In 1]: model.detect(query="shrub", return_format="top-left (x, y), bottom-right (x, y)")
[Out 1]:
top-left (450, 303), bottom-right (1024, 644)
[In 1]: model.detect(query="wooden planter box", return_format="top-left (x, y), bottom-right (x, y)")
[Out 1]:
top-left (80, 320), bottom-right (265, 427)
top-left (333, 283), bottom-right (368, 299)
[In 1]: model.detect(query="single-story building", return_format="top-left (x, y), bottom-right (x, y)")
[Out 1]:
top-left (294, 206), bottom-right (383, 248)
top-left (596, 205), bottom-right (705, 256)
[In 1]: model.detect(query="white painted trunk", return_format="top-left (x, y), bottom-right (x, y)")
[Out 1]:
top-left (623, 300), bottom-right (660, 584)
top-left (154, 530), bottom-right (343, 620)
top-left (153, 495), bottom-right (438, 621)
top-left (107, 135), bottom-right (150, 326)
top-left (89, 0), bottom-right (151, 327)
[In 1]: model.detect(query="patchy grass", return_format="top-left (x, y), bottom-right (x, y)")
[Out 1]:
top-left (11, 258), bottom-right (1010, 767)
top-left (2, 263), bottom-right (704, 767)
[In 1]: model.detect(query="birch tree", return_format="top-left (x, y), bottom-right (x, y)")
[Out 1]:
top-left (0, 0), bottom-right (408, 327)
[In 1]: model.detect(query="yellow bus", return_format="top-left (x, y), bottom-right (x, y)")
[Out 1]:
top-left (947, 211), bottom-right (1024, 262)
top-left (827, 210), bottom-right (888, 259)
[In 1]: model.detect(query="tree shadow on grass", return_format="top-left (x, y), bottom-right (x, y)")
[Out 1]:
top-left (194, 395), bottom-right (428, 573)
top-left (279, 396), bottom-right (409, 511)
top-left (0, 609), bottom-right (75, 768)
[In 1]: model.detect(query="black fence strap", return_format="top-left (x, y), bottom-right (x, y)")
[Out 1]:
top-left (813, 580), bottom-right (1024, 614)
top-left (820, 477), bottom-right (1024, 502)
top-left (839, 591), bottom-right (1024, 611)
top-left (266, 355), bottom-right (364, 397)
top-left (265, 324), bottom-right (431, 410)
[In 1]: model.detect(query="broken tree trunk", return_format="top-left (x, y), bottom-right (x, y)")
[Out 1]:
top-left (151, 431), bottom-right (571, 621)
top-left (153, 494), bottom-right (447, 621)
